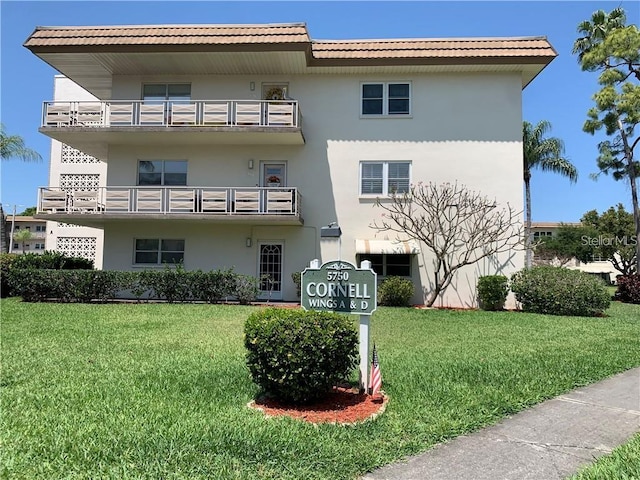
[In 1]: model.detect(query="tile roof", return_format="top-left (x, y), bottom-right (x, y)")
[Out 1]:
top-left (24, 24), bottom-right (556, 62)
top-left (312, 38), bottom-right (557, 60)
top-left (24, 23), bottom-right (311, 47)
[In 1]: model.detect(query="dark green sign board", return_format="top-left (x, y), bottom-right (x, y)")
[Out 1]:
top-left (301, 260), bottom-right (377, 315)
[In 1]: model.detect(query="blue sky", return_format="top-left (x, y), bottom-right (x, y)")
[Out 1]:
top-left (1, 0), bottom-right (638, 221)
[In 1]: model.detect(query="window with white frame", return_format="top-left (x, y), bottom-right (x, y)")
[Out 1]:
top-left (134, 239), bottom-right (185, 265)
top-left (36, 225), bottom-right (46, 232)
top-left (137, 160), bottom-right (187, 186)
top-left (361, 82), bottom-right (411, 116)
top-left (142, 84), bottom-right (191, 104)
top-left (360, 161), bottom-right (411, 195)
top-left (35, 243), bottom-right (45, 250)
top-left (533, 231), bottom-right (553, 240)
top-left (357, 254), bottom-right (412, 277)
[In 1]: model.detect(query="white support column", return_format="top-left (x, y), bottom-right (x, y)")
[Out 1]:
top-left (359, 315), bottom-right (370, 394)
top-left (359, 259), bottom-right (372, 394)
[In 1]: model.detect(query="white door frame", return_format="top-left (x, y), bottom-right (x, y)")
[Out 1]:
top-left (257, 241), bottom-right (284, 301)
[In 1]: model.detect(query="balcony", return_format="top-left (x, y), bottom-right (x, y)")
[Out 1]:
top-left (36, 186), bottom-right (303, 226)
top-left (39, 100), bottom-right (304, 157)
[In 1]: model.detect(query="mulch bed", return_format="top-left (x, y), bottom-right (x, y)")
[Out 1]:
top-left (248, 386), bottom-right (388, 425)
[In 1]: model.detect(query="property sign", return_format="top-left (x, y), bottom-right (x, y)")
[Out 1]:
top-left (301, 260), bottom-right (377, 315)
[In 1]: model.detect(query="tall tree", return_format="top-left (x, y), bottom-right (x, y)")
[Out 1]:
top-left (573, 7), bottom-right (640, 273)
top-left (581, 204), bottom-right (637, 275)
top-left (523, 120), bottom-right (578, 268)
top-left (371, 181), bottom-right (522, 307)
top-left (0, 124), bottom-right (42, 162)
top-left (19, 207), bottom-right (37, 216)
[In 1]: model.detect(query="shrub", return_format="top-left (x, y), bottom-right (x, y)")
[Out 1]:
top-left (235, 275), bottom-right (259, 305)
top-left (616, 274), bottom-right (640, 304)
top-left (477, 275), bottom-right (509, 311)
top-left (12, 251), bottom-right (93, 270)
top-left (378, 276), bottom-right (414, 306)
top-left (1, 253), bottom-right (19, 298)
top-left (143, 266), bottom-right (192, 303)
top-left (244, 308), bottom-right (358, 404)
top-left (291, 271), bottom-right (301, 297)
top-left (510, 266), bottom-right (610, 316)
top-left (191, 268), bottom-right (236, 303)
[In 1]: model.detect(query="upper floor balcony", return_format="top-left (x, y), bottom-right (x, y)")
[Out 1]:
top-left (35, 186), bottom-right (303, 227)
top-left (39, 99), bottom-right (304, 158)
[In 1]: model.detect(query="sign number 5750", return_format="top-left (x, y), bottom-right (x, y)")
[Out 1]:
top-left (327, 271), bottom-right (349, 281)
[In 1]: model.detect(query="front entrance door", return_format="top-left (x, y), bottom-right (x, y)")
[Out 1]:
top-left (259, 243), bottom-right (283, 300)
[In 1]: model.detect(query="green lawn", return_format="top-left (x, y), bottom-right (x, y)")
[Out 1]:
top-left (1, 299), bottom-right (639, 479)
top-left (571, 432), bottom-right (640, 480)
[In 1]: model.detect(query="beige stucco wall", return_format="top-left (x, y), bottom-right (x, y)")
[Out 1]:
top-left (98, 71), bottom-right (524, 305)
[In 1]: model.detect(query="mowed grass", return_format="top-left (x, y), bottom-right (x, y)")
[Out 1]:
top-left (571, 432), bottom-right (640, 480)
top-left (1, 299), bottom-right (639, 479)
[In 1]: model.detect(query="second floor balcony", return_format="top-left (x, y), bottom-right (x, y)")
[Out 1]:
top-left (39, 99), bottom-right (304, 157)
top-left (36, 186), bottom-right (303, 227)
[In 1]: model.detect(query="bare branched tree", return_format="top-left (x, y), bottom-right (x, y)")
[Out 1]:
top-left (371, 182), bottom-right (523, 306)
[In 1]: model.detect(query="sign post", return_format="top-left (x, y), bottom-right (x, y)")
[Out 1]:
top-left (301, 259), bottom-right (377, 393)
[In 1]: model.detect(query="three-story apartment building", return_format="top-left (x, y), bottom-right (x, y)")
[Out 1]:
top-left (25, 23), bottom-right (556, 305)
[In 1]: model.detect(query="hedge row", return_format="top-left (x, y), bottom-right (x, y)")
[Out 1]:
top-left (1, 252), bottom-right (94, 298)
top-left (4, 268), bottom-right (259, 304)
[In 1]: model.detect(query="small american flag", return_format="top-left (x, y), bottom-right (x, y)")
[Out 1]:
top-left (369, 344), bottom-right (382, 396)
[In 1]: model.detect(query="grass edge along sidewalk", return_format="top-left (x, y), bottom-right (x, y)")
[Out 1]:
top-left (1, 300), bottom-right (639, 479)
top-left (363, 367), bottom-right (640, 479)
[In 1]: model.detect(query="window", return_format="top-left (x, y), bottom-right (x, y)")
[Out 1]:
top-left (36, 225), bottom-right (46, 232)
top-left (357, 254), bottom-right (412, 277)
top-left (533, 231), bottom-right (553, 240)
top-left (142, 84), bottom-right (191, 104)
top-left (360, 161), bottom-right (411, 195)
top-left (35, 243), bottom-right (45, 250)
top-left (138, 160), bottom-right (187, 186)
top-left (134, 239), bottom-right (185, 265)
top-left (361, 82), bottom-right (410, 116)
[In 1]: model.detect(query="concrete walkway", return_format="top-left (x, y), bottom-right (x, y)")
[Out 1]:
top-left (363, 367), bottom-right (640, 480)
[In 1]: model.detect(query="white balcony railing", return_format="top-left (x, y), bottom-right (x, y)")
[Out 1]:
top-left (37, 186), bottom-right (302, 218)
top-left (41, 100), bottom-right (301, 128)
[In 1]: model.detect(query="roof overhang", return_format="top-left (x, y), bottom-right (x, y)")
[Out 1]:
top-left (24, 23), bottom-right (557, 99)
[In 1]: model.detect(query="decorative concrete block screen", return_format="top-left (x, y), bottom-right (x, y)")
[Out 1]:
top-left (61, 144), bottom-right (99, 163)
top-left (59, 174), bottom-right (100, 191)
top-left (56, 236), bottom-right (97, 261)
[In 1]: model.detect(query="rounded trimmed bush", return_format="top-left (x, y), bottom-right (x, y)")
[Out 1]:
top-left (477, 275), bottom-right (509, 311)
top-left (378, 276), bottom-right (415, 306)
top-left (615, 274), bottom-right (640, 304)
top-left (510, 266), bottom-right (610, 316)
top-left (244, 308), bottom-right (358, 404)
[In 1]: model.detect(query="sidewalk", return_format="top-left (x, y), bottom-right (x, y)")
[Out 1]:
top-left (363, 367), bottom-right (640, 480)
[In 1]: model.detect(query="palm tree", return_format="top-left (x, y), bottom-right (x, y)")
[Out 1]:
top-left (14, 229), bottom-right (33, 254)
top-left (523, 120), bottom-right (578, 268)
top-left (0, 123), bottom-right (42, 162)
top-left (572, 8), bottom-right (626, 65)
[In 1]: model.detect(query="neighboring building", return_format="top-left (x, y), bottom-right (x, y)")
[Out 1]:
top-left (531, 222), bottom-right (619, 284)
top-left (25, 23), bottom-right (557, 306)
top-left (8, 216), bottom-right (48, 254)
